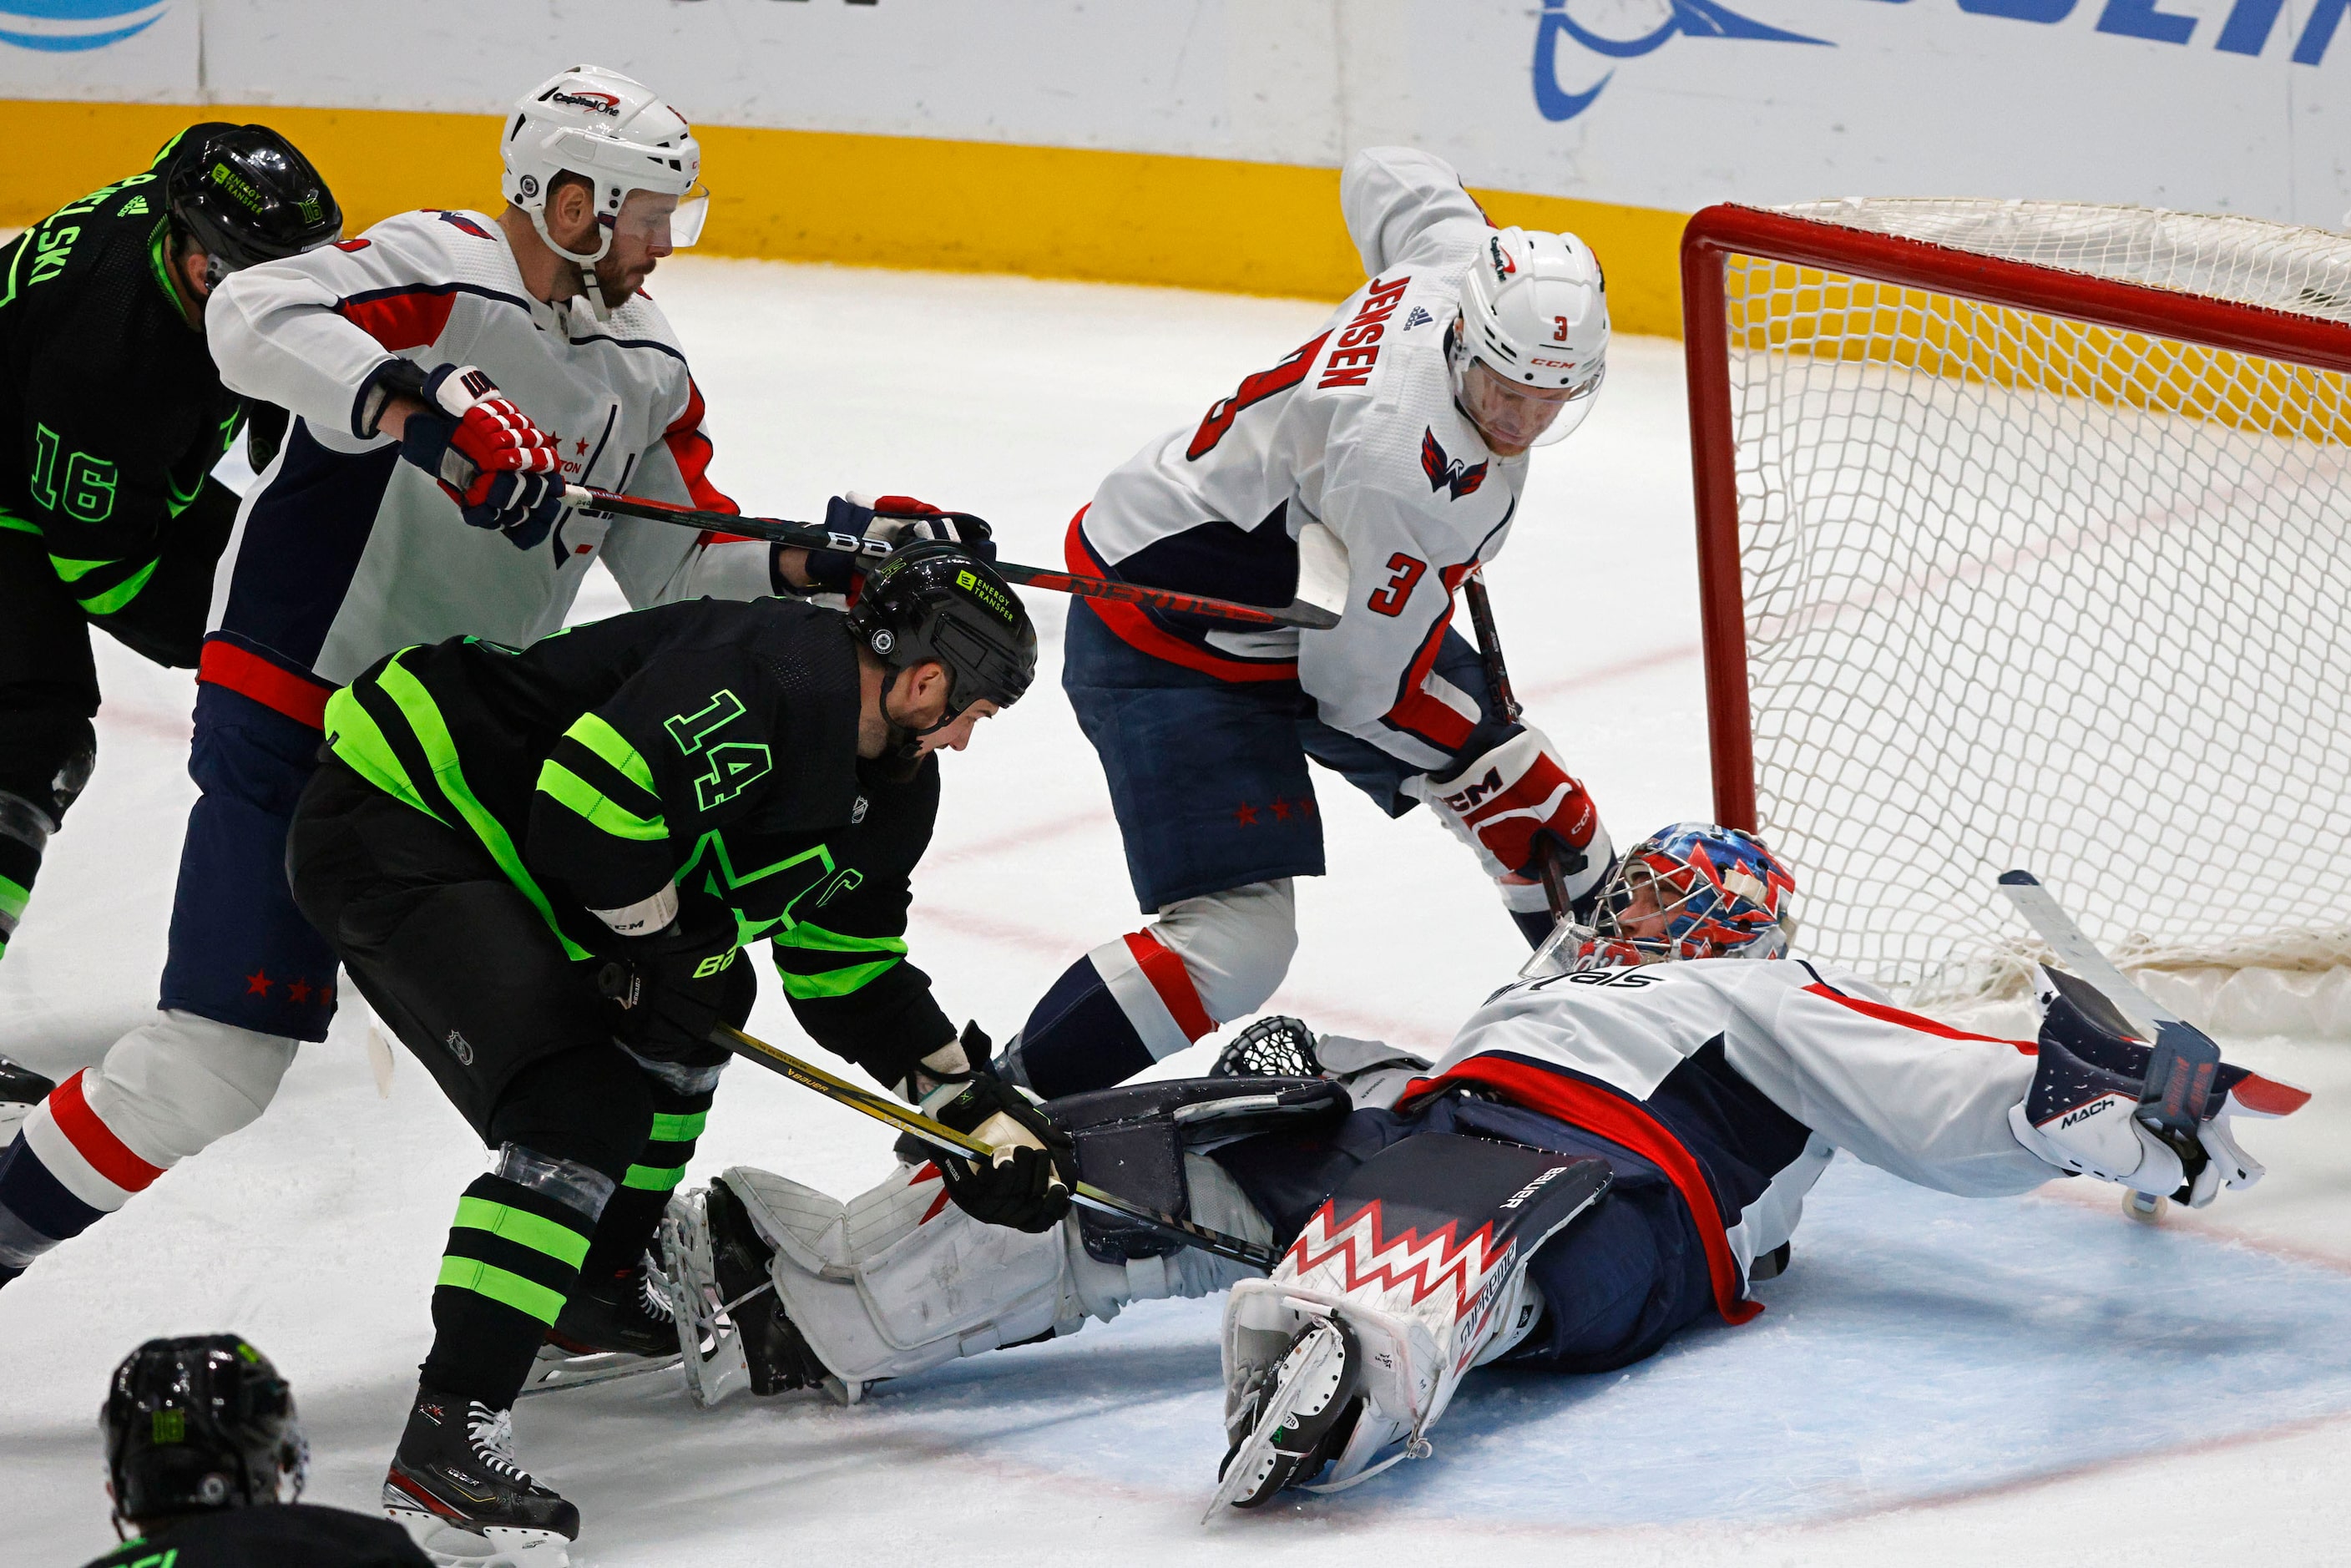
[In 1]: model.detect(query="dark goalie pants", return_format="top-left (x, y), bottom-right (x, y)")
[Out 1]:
top-left (289, 760), bottom-right (726, 1409)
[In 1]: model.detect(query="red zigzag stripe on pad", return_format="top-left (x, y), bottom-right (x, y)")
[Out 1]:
top-left (1284, 1197), bottom-right (1504, 1311)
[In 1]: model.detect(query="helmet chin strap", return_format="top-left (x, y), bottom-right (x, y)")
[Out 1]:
top-left (874, 664), bottom-right (964, 778)
top-left (528, 205), bottom-right (617, 321)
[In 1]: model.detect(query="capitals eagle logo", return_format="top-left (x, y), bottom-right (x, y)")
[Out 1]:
top-left (1422, 428), bottom-right (1488, 501)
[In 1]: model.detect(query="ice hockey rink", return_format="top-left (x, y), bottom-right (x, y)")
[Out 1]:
top-left (5, 255), bottom-right (2350, 1566)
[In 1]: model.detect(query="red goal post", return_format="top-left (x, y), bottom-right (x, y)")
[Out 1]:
top-left (1678, 201), bottom-right (2351, 1019)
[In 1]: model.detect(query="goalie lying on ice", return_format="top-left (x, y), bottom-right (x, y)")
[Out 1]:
top-left (663, 822), bottom-right (2308, 1508)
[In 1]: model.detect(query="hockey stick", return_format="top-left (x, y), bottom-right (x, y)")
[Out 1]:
top-left (1459, 566), bottom-right (1574, 921)
top-left (1995, 870), bottom-right (2222, 1143)
top-left (564, 485), bottom-right (1342, 631)
top-left (711, 1024), bottom-right (1282, 1270)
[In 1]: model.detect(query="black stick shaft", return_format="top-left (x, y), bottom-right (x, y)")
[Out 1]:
top-left (566, 486), bottom-right (1337, 632)
top-left (712, 1026), bottom-right (1281, 1270)
top-left (1460, 568), bottom-right (1570, 921)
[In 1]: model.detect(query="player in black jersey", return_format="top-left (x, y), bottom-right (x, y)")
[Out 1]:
top-left (0, 123), bottom-right (338, 992)
top-left (84, 1334), bottom-right (429, 1568)
top-left (285, 544), bottom-right (1058, 1560)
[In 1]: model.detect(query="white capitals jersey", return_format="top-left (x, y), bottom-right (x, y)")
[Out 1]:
top-left (1072, 148), bottom-right (1524, 772)
top-left (201, 207), bottom-right (771, 706)
top-left (1413, 958), bottom-right (2053, 1317)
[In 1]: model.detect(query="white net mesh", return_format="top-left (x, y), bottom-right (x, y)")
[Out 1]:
top-left (1721, 198), bottom-right (2351, 1009)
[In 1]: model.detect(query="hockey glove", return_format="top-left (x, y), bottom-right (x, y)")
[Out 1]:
top-left (397, 363), bottom-right (568, 549)
top-left (1408, 727), bottom-right (1614, 940)
top-left (797, 493), bottom-right (997, 594)
top-left (2009, 1035), bottom-right (2262, 1206)
top-left (914, 1022), bottom-right (1073, 1233)
top-left (598, 945), bottom-right (755, 1071)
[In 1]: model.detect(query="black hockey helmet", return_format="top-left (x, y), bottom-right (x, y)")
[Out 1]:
top-left (846, 542), bottom-right (1038, 718)
top-left (102, 1336), bottom-right (306, 1526)
top-left (165, 124), bottom-right (341, 282)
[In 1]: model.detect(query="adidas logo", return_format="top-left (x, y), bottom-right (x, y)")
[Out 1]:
top-left (1403, 306), bottom-right (1433, 329)
top-left (119, 195), bottom-right (150, 216)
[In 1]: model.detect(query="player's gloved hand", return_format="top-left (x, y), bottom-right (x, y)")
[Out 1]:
top-left (913, 1022), bottom-right (1073, 1233)
top-left (1408, 727), bottom-right (1615, 944)
top-left (798, 492), bottom-right (997, 594)
top-left (597, 943), bottom-right (753, 1069)
top-left (2008, 1034), bottom-right (2266, 1206)
top-left (397, 363), bottom-right (568, 549)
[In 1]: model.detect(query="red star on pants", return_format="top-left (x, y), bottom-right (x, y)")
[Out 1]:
top-left (317, 984), bottom-right (335, 1007)
top-left (245, 969), bottom-right (271, 996)
top-left (1298, 796), bottom-right (1317, 817)
top-left (574, 438), bottom-right (590, 456)
top-left (1233, 801), bottom-right (1259, 827)
top-left (286, 979), bottom-right (311, 1004)
top-left (1269, 797), bottom-right (1292, 822)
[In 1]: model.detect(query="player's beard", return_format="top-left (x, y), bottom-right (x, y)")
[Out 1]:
top-left (594, 251), bottom-right (651, 308)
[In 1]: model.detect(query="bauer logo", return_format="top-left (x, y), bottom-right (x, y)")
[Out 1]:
top-left (0, 0), bottom-right (170, 51)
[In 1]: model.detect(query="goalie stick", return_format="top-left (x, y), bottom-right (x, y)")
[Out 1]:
top-left (1995, 870), bottom-right (2222, 1147)
top-left (564, 484), bottom-right (1343, 631)
top-left (1459, 565), bottom-right (1573, 922)
top-left (711, 1024), bottom-right (1282, 1270)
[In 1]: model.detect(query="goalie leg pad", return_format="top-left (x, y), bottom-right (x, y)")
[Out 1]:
top-left (713, 1152), bottom-right (1274, 1392)
top-left (1217, 1134), bottom-right (1611, 1500)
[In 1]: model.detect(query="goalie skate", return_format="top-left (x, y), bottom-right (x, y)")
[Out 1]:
top-left (661, 1186), bottom-right (753, 1408)
top-left (1206, 1313), bottom-right (1365, 1515)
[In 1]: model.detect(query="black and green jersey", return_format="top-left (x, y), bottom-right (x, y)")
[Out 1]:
top-left (323, 597), bottom-right (958, 1082)
top-left (0, 124), bottom-right (248, 625)
top-left (78, 1501), bottom-right (431, 1567)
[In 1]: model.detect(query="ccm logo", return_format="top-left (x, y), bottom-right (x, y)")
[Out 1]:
top-left (1530, 357), bottom-right (1580, 368)
top-left (1440, 767), bottom-right (1504, 814)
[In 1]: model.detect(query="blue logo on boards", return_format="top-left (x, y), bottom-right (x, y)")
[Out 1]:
top-left (1534, 0), bottom-right (2351, 123)
top-left (0, 0), bottom-right (169, 53)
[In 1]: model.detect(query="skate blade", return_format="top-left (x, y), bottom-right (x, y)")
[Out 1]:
top-left (386, 1505), bottom-right (571, 1568)
top-left (1203, 1319), bottom-right (1347, 1521)
top-left (518, 1343), bottom-right (683, 1399)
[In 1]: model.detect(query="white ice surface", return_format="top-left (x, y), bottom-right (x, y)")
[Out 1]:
top-left (3, 258), bottom-right (2348, 1565)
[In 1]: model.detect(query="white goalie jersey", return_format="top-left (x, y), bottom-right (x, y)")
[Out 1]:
top-left (201, 206), bottom-right (774, 695)
top-left (1071, 147), bottom-right (1529, 772)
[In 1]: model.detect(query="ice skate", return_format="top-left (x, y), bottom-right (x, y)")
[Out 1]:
top-left (382, 1390), bottom-right (577, 1566)
top-left (0, 1053), bottom-right (55, 1142)
top-left (520, 1254), bottom-right (684, 1396)
top-left (1211, 1314), bottom-right (1365, 1513)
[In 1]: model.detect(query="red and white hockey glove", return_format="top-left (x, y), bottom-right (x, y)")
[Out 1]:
top-left (799, 492), bottom-right (997, 595)
top-left (398, 363), bottom-right (567, 549)
top-left (1413, 727), bottom-right (1614, 933)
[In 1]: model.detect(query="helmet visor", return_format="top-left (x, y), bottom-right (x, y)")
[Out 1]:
top-left (670, 185), bottom-right (710, 248)
top-left (1462, 358), bottom-right (1604, 451)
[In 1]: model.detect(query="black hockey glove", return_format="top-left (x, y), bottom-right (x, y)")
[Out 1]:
top-left (917, 1023), bottom-right (1073, 1233)
top-left (597, 945), bottom-right (755, 1068)
top-left (797, 493), bottom-right (995, 594)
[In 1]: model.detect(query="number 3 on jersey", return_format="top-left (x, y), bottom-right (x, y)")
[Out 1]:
top-left (1186, 331), bottom-right (1333, 460)
top-left (1368, 552), bottom-right (1427, 617)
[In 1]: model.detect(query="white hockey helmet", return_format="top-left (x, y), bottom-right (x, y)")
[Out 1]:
top-left (501, 65), bottom-right (709, 266)
top-left (1449, 227), bottom-right (1609, 449)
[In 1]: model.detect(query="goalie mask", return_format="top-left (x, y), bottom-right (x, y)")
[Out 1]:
top-left (1524, 822), bottom-right (1796, 977)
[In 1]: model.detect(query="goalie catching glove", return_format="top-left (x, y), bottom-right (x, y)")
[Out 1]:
top-left (389, 361), bottom-right (568, 548)
top-left (1408, 726), bottom-right (1613, 938)
top-left (909, 1022), bottom-right (1074, 1233)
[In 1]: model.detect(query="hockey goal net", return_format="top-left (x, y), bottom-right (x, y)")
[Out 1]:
top-left (1683, 200), bottom-right (2351, 1034)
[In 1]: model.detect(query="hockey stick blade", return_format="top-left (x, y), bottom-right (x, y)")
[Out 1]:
top-left (712, 1025), bottom-right (1282, 1270)
top-left (1995, 870), bottom-right (2221, 1136)
top-left (565, 486), bottom-right (1339, 631)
